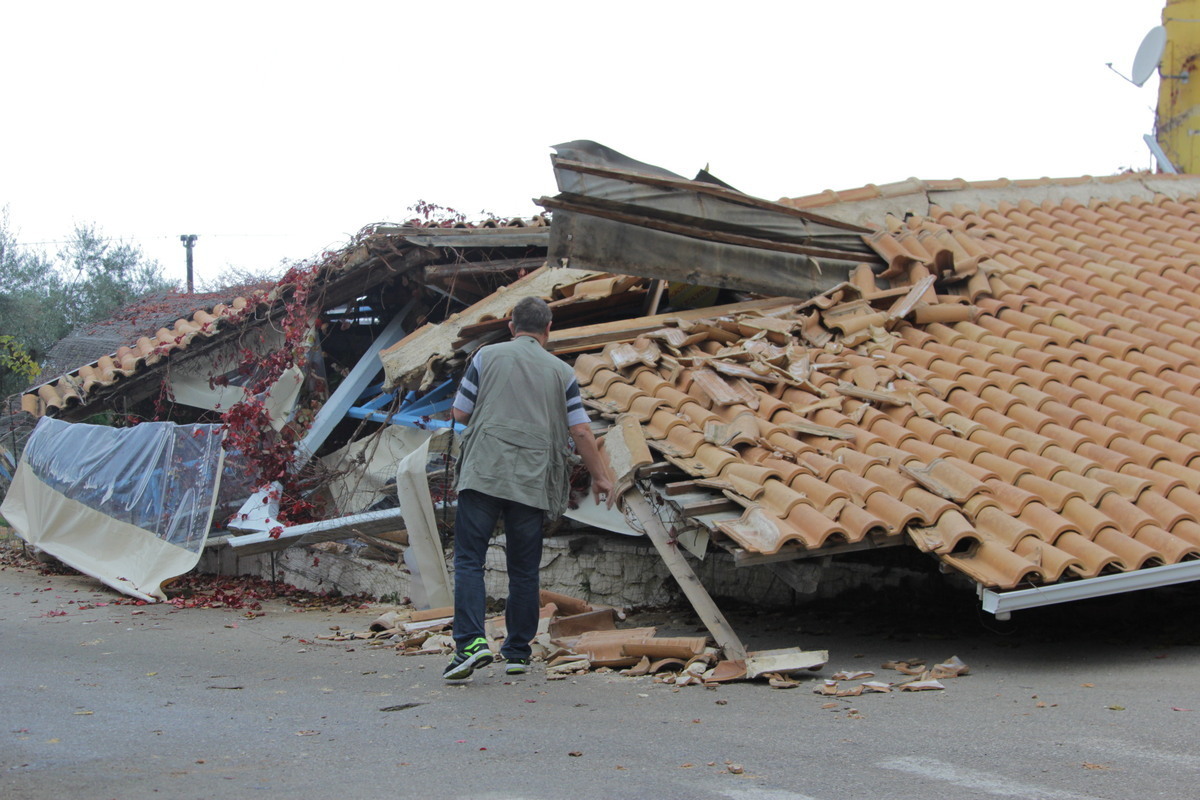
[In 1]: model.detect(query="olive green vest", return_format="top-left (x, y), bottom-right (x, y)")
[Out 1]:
top-left (456, 336), bottom-right (575, 517)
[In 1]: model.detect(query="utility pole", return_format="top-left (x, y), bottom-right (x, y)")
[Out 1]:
top-left (179, 234), bottom-right (198, 293)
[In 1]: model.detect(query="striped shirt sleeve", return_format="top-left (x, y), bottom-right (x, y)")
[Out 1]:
top-left (565, 377), bottom-right (589, 427)
top-left (452, 351), bottom-right (482, 415)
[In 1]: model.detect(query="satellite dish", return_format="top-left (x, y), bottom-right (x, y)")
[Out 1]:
top-left (1132, 26), bottom-right (1167, 87)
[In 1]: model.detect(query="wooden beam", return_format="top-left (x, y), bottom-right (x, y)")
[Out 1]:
top-left (546, 297), bottom-right (798, 354)
top-left (624, 490), bottom-right (749, 661)
top-left (680, 498), bottom-right (738, 517)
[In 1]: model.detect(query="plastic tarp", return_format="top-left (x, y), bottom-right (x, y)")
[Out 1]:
top-left (0, 417), bottom-right (226, 602)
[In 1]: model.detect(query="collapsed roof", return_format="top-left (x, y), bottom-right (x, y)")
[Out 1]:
top-left (16, 142), bottom-right (1200, 619)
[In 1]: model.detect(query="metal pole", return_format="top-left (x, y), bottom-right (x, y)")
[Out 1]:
top-left (179, 234), bottom-right (198, 293)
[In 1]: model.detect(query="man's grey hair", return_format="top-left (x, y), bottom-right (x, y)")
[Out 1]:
top-left (511, 296), bottom-right (553, 334)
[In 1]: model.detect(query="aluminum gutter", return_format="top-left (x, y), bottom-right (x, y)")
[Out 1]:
top-left (979, 559), bottom-right (1200, 619)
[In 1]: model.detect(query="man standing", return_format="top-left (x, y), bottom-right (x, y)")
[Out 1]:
top-left (444, 296), bottom-right (614, 680)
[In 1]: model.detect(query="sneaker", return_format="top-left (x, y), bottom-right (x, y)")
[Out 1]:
top-left (505, 658), bottom-right (531, 675)
top-left (443, 637), bottom-right (493, 680)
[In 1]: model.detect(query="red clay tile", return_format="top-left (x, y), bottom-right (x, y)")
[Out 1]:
top-left (1041, 423), bottom-right (1096, 452)
top-left (1013, 537), bottom-right (1084, 582)
top-left (900, 486), bottom-right (958, 525)
top-left (1140, 412), bottom-right (1192, 442)
top-left (1013, 473), bottom-right (1084, 512)
top-left (929, 433), bottom-right (987, 463)
top-left (781, 502), bottom-right (851, 548)
top-left (1059, 496), bottom-right (1119, 540)
top-left (1132, 525), bottom-right (1200, 563)
top-left (1096, 493), bottom-right (1158, 535)
top-left (911, 509), bottom-right (981, 553)
top-left (1146, 434), bottom-right (1200, 467)
top-left (836, 503), bottom-right (891, 542)
top-left (643, 408), bottom-right (690, 440)
top-left (1093, 528), bottom-right (1163, 570)
top-left (758, 480), bottom-right (812, 518)
top-left (1013, 502), bottom-right (1076, 542)
top-left (979, 480), bottom-right (1037, 516)
top-left (1136, 492), bottom-right (1196, 531)
top-left (942, 541), bottom-right (1044, 589)
top-left (715, 507), bottom-right (796, 555)
top-left (1170, 519), bottom-right (1200, 548)
top-left (1105, 437), bottom-right (1166, 468)
top-left (1005, 427), bottom-right (1056, 456)
top-left (1053, 531), bottom-right (1122, 577)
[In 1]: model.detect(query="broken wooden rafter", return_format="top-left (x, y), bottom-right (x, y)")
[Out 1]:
top-left (679, 497), bottom-right (739, 517)
top-left (380, 265), bottom-right (603, 392)
top-left (623, 489), bottom-right (749, 661)
top-left (452, 287), bottom-right (650, 348)
top-left (545, 297), bottom-right (799, 355)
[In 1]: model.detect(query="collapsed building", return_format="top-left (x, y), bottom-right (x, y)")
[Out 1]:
top-left (8, 139), bottom-right (1200, 669)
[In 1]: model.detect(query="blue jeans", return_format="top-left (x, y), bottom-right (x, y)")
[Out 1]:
top-left (452, 489), bottom-right (545, 660)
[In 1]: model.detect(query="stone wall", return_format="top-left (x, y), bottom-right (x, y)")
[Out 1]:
top-left (201, 531), bottom-right (936, 610)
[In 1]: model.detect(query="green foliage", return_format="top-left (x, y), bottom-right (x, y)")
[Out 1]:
top-left (0, 335), bottom-right (39, 383)
top-left (0, 209), bottom-right (176, 397)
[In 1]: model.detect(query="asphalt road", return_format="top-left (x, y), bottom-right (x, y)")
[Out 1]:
top-left (4, 553), bottom-right (1200, 800)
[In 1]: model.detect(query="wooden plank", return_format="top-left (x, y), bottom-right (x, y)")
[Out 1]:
top-left (680, 498), bottom-right (738, 517)
top-left (636, 461), bottom-right (684, 479)
top-left (546, 297), bottom-right (798, 354)
top-left (381, 265), bottom-right (603, 391)
top-left (453, 288), bottom-right (648, 346)
top-left (624, 490), bottom-right (749, 661)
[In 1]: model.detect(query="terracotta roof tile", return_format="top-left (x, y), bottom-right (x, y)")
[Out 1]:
top-left (564, 180), bottom-right (1200, 590)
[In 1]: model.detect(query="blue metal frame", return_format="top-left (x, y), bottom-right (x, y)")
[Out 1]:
top-left (345, 378), bottom-right (462, 430)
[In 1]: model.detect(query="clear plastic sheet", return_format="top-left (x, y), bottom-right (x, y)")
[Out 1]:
top-left (2, 417), bottom-right (226, 601)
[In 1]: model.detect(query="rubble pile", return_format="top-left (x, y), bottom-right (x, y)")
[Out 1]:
top-left (315, 589), bottom-right (824, 687)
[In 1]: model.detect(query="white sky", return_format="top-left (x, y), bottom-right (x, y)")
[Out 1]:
top-left (1, 1), bottom-right (1167, 287)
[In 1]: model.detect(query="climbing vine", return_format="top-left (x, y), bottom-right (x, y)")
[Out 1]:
top-left (216, 263), bottom-right (324, 527)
